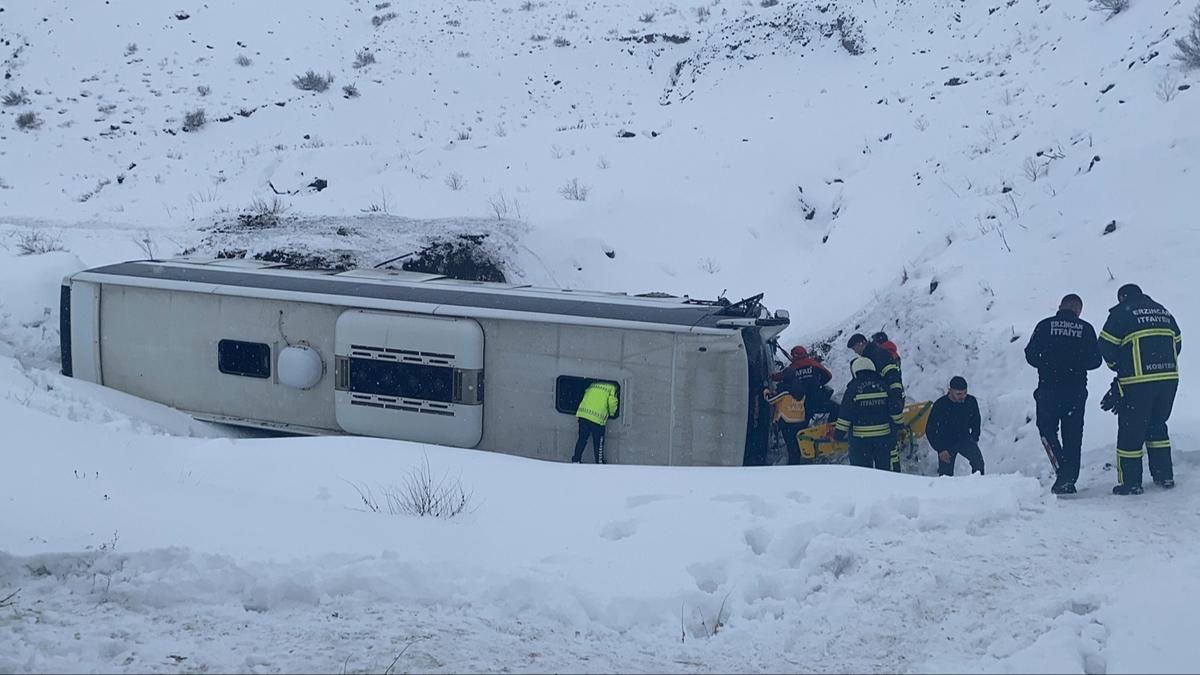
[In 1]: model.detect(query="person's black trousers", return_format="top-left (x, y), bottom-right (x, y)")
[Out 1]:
top-left (1035, 386), bottom-right (1087, 485)
top-left (1116, 380), bottom-right (1178, 487)
top-left (572, 418), bottom-right (606, 464)
top-left (849, 434), bottom-right (898, 472)
top-left (779, 421), bottom-right (808, 465)
top-left (936, 439), bottom-right (985, 476)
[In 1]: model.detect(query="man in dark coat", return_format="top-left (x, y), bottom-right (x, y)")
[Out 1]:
top-left (1024, 293), bottom-right (1102, 494)
top-left (926, 376), bottom-right (984, 476)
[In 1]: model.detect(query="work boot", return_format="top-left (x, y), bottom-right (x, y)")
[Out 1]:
top-left (1154, 478), bottom-right (1176, 489)
top-left (1112, 484), bottom-right (1144, 496)
top-left (1052, 482), bottom-right (1077, 495)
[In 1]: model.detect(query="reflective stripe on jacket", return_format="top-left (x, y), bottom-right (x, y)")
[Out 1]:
top-left (765, 390), bottom-right (807, 423)
top-left (834, 374), bottom-right (894, 438)
top-left (577, 382), bottom-right (619, 425)
top-left (1099, 294), bottom-right (1182, 386)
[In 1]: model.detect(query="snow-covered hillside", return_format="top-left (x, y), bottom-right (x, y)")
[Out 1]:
top-left (1, 0), bottom-right (1198, 671)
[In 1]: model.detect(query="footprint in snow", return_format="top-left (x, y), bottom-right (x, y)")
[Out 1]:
top-left (600, 519), bottom-right (637, 541)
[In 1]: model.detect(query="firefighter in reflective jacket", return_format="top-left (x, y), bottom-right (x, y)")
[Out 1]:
top-left (834, 357), bottom-right (899, 472)
top-left (848, 333), bottom-right (905, 427)
top-left (571, 381), bottom-right (619, 464)
top-left (1098, 284), bottom-right (1182, 495)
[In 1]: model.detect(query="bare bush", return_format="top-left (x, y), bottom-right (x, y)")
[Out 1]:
top-left (487, 191), bottom-right (523, 220)
top-left (348, 455), bottom-right (474, 519)
top-left (133, 231), bottom-right (158, 259)
top-left (293, 70), bottom-right (334, 92)
top-left (343, 83), bottom-right (360, 98)
top-left (1178, 3), bottom-right (1200, 69)
top-left (17, 230), bottom-right (65, 255)
top-left (1090, 0), bottom-right (1130, 16)
top-left (553, 36), bottom-right (572, 47)
top-left (353, 49), bottom-right (376, 69)
top-left (530, 33), bottom-right (549, 42)
top-left (235, 54), bottom-right (252, 67)
top-left (445, 172), bottom-right (466, 191)
top-left (375, 1), bottom-right (392, 8)
top-left (455, 128), bottom-right (472, 141)
top-left (761, 0), bottom-right (779, 6)
top-left (372, 11), bottom-right (398, 26)
top-left (1022, 156), bottom-right (1049, 182)
top-left (239, 197), bottom-right (290, 229)
top-left (196, 84), bottom-right (210, 97)
top-left (519, 0), bottom-right (538, 10)
top-left (15, 112), bottom-right (41, 130)
top-left (639, 11), bottom-right (656, 22)
top-left (2, 88), bottom-right (29, 106)
top-left (695, 6), bottom-right (711, 22)
top-left (597, 155), bottom-right (611, 169)
top-left (124, 43), bottom-right (138, 56)
top-left (559, 178), bottom-right (590, 201)
top-left (1156, 70), bottom-right (1182, 102)
top-left (182, 108), bottom-right (206, 131)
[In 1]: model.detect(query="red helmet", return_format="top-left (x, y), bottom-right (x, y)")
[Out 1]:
top-left (790, 345), bottom-right (808, 360)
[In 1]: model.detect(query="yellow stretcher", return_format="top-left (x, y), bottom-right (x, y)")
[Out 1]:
top-left (796, 401), bottom-right (933, 463)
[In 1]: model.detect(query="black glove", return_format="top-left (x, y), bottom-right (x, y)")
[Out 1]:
top-left (1099, 378), bottom-right (1122, 414)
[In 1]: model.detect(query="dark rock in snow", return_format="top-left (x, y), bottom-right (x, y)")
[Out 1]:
top-left (1103, 220), bottom-right (1117, 235)
top-left (617, 130), bottom-right (635, 138)
top-left (945, 77), bottom-right (965, 86)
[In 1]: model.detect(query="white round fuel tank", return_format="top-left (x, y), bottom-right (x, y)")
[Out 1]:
top-left (278, 344), bottom-right (324, 389)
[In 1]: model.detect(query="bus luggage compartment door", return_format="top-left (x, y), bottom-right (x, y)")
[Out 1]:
top-left (334, 310), bottom-right (484, 447)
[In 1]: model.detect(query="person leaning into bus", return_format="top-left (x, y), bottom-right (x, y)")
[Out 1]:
top-left (571, 381), bottom-right (619, 464)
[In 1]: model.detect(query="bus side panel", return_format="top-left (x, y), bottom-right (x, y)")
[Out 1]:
top-left (672, 332), bottom-right (751, 466)
top-left (99, 285), bottom-right (340, 431)
top-left (67, 281), bottom-right (102, 383)
top-left (475, 320), bottom-right (676, 465)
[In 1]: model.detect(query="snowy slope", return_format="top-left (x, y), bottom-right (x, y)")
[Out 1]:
top-left (1, 0), bottom-right (1198, 671)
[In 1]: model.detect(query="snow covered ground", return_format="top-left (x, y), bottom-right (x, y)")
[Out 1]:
top-left (1, 0), bottom-right (1198, 671)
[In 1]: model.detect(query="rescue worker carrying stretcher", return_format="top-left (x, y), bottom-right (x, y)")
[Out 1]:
top-left (833, 357), bottom-right (900, 472)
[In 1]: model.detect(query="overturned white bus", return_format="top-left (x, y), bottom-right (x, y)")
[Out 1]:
top-left (60, 258), bottom-right (789, 465)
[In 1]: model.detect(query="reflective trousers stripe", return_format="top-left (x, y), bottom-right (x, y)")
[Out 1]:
top-left (1118, 373), bottom-right (1179, 385)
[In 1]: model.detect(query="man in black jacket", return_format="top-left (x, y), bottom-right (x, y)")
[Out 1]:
top-left (926, 376), bottom-right (984, 476)
top-left (1099, 284), bottom-right (1182, 495)
top-left (1024, 293), bottom-right (1102, 495)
